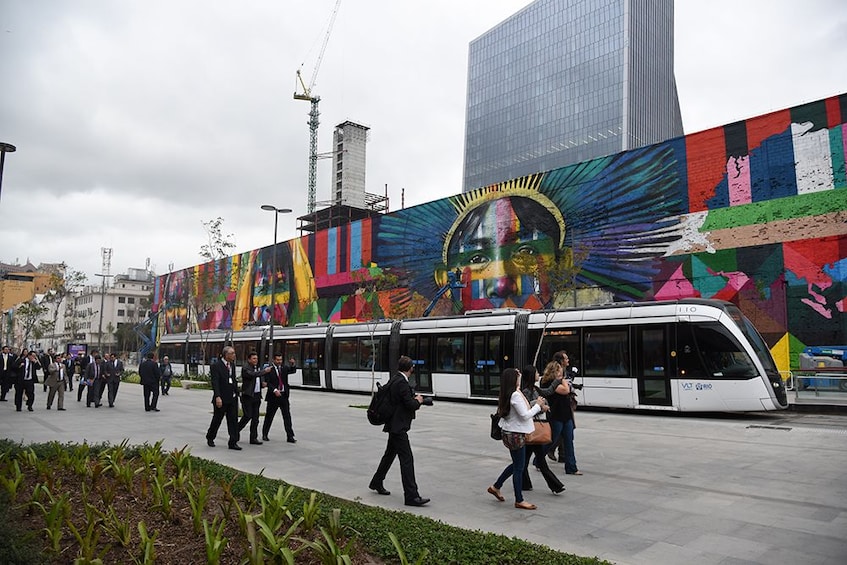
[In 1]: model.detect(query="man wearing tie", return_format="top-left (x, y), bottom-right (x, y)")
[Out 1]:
top-left (85, 354), bottom-right (105, 408)
top-left (46, 354), bottom-right (67, 410)
top-left (206, 346), bottom-right (242, 450)
top-left (138, 352), bottom-right (161, 412)
top-left (15, 350), bottom-right (40, 412)
top-left (107, 353), bottom-right (124, 407)
top-left (0, 345), bottom-right (17, 401)
top-left (262, 354), bottom-right (297, 443)
top-left (237, 352), bottom-right (270, 445)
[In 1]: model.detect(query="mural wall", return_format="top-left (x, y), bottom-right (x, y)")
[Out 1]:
top-left (153, 93), bottom-right (847, 370)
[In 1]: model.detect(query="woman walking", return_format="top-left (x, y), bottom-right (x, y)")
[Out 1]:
top-left (487, 368), bottom-right (548, 510)
top-left (541, 358), bottom-right (581, 475)
top-left (521, 365), bottom-right (565, 494)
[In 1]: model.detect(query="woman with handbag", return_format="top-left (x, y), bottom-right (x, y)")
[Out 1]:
top-left (487, 368), bottom-right (549, 510)
top-left (521, 366), bottom-right (565, 494)
top-left (541, 359), bottom-right (582, 475)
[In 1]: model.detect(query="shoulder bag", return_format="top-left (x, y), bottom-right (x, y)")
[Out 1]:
top-left (490, 413), bottom-right (502, 440)
top-left (525, 419), bottom-right (551, 445)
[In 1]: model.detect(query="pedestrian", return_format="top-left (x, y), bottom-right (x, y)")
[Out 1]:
top-left (96, 352), bottom-right (114, 405)
top-left (262, 354), bottom-right (297, 443)
top-left (75, 351), bottom-right (88, 402)
top-left (138, 352), bottom-right (161, 412)
top-left (547, 350), bottom-right (569, 462)
top-left (542, 357), bottom-right (581, 475)
top-left (45, 354), bottom-right (67, 410)
top-left (63, 353), bottom-right (74, 392)
top-left (206, 346), bottom-right (241, 450)
top-left (487, 367), bottom-right (548, 510)
top-left (14, 349), bottom-right (40, 412)
top-left (520, 365), bottom-right (564, 494)
top-left (0, 345), bottom-right (18, 402)
top-left (369, 355), bottom-right (430, 507)
top-left (84, 354), bottom-right (105, 408)
top-left (107, 353), bottom-right (123, 407)
top-left (40, 349), bottom-right (53, 393)
top-left (237, 351), bottom-right (269, 445)
top-left (159, 355), bottom-right (173, 395)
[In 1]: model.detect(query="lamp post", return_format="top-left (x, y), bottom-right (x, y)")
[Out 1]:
top-left (94, 273), bottom-right (114, 351)
top-left (0, 142), bottom-right (16, 203)
top-left (260, 205), bottom-right (292, 365)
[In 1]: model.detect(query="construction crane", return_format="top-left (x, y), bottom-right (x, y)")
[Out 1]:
top-left (294, 0), bottom-right (342, 214)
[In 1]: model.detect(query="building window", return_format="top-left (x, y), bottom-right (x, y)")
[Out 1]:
top-left (128, 297), bottom-right (135, 304)
top-left (118, 297), bottom-right (126, 303)
top-left (117, 309), bottom-right (125, 317)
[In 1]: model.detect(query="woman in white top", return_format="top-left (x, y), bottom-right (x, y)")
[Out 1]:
top-left (487, 367), bottom-right (549, 510)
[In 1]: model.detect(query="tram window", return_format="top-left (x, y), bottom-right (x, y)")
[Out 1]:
top-left (436, 336), bottom-right (465, 372)
top-left (677, 323), bottom-right (756, 379)
top-left (282, 340), bottom-right (300, 366)
top-left (584, 329), bottom-right (629, 377)
top-left (361, 338), bottom-right (383, 370)
top-left (334, 338), bottom-right (358, 370)
top-left (641, 328), bottom-right (665, 376)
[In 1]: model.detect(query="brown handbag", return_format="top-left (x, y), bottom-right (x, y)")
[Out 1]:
top-left (525, 420), bottom-right (551, 445)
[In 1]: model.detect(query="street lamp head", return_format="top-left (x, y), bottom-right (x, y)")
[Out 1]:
top-left (261, 205), bottom-right (293, 214)
top-left (0, 143), bottom-right (16, 153)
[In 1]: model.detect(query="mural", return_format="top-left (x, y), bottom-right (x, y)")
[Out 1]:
top-left (153, 93), bottom-right (847, 371)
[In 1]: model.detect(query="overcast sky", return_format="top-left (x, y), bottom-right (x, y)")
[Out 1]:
top-left (1, 0), bottom-right (845, 285)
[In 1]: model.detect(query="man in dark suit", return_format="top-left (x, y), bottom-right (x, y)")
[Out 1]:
top-left (206, 346), bottom-right (242, 450)
top-left (369, 355), bottom-right (430, 507)
top-left (237, 351), bottom-right (270, 445)
top-left (138, 352), bottom-right (161, 412)
top-left (84, 354), bottom-right (106, 407)
top-left (106, 353), bottom-right (123, 407)
top-left (262, 354), bottom-right (297, 443)
top-left (77, 350), bottom-right (94, 402)
top-left (15, 350), bottom-right (41, 412)
top-left (0, 345), bottom-right (17, 401)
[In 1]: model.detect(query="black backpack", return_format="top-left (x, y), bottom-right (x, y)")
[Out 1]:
top-left (367, 381), bottom-right (395, 426)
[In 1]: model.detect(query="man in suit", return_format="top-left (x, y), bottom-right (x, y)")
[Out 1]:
top-left (206, 346), bottom-right (242, 450)
top-left (369, 355), bottom-right (430, 507)
top-left (138, 352), bottom-right (161, 412)
top-left (262, 354), bottom-right (297, 443)
top-left (63, 352), bottom-right (75, 392)
top-left (45, 354), bottom-right (68, 410)
top-left (84, 354), bottom-right (106, 407)
top-left (15, 350), bottom-right (41, 412)
top-left (106, 353), bottom-right (123, 407)
top-left (39, 349), bottom-right (53, 392)
top-left (0, 345), bottom-right (17, 401)
top-left (77, 350), bottom-right (94, 402)
top-left (237, 351), bottom-right (270, 445)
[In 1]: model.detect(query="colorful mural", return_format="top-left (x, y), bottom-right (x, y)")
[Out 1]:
top-left (153, 93), bottom-right (847, 371)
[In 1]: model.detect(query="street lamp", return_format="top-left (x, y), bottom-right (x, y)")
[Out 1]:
top-left (260, 205), bottom-right (292, 365)
top-left (94, 272), bottom-right (114, 351)
top-left (0, 142), bottom-right (16, 202)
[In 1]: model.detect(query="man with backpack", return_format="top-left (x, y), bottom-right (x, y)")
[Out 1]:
top-left (368, 355), bottom-right (430, 507)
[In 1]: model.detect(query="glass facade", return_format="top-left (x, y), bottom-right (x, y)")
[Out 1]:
top-left (463, 0), bottom-right (683, 191)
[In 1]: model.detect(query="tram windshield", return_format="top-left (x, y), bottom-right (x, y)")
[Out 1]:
top-left (724, 305), bottom-right (779, 374)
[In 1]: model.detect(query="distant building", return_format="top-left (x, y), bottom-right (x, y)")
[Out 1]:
top-left (462, 0), bottom-right (683, 191)
top-left (0, 261), bottom-right (61, 310)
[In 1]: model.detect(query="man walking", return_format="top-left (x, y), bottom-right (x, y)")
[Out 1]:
top-left (237, 351), bottom-right (269, 445)
top-left (107, 353), bottom-right (123, 407)
top-left (45, 354), bottom-right (67, 410)
top-left (84, 354), bottom-right (105, 407)
top-left (369, 355), bottom-right (430, 507)
top-left (159, 355), bottom-right (173, 395)
top-left (0, 345), bottom-right (17, 401)
top-left (138, 352), bottom-right (161, 412)
top-left (15, 350), bottom-right (41, 412)
top-left (262, 354), bottom-right (297, 443)
top-left (206, 346), bottom-right (241, 450)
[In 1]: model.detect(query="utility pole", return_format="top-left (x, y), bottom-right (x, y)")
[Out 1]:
top-left (95, 247), bottom-right (114, 351)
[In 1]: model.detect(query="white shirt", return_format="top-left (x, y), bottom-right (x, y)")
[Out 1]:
top-left (499, 390), bottom-right (541, 434)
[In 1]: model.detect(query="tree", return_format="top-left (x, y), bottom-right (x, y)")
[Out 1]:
top-left (199, 217), bottom-right (236, 261)
top-left (43, 268), bottom-right (87, 347)
top-left (13, 300), bottom-right (52, 347)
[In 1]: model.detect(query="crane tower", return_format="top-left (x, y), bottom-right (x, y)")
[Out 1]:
top-left (294, 0), bottom-right (342, 214)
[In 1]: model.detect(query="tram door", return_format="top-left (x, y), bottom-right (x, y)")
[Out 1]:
top-left (470, 332), bottom-right (506, 397)
top-left (401, 336), bottom-right (433, 393)
top-left (636, 326), bottom-right (671, 406)
top-left (301, 339), bottom-right (323, 387)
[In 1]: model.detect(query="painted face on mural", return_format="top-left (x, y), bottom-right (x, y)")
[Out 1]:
top-left (440, 195), bottom-right (563, 308)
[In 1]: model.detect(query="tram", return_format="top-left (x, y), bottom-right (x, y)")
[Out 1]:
top-left (159, 298), bottom-right (788, 412)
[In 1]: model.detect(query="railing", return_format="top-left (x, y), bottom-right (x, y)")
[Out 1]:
top-left (792, 368), bottom-right (847, 398)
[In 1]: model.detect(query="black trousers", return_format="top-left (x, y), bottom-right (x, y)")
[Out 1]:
top-left (161, 376), bottom-right (171, 394)
top-left (77, 380), bottom-right (87, 401)
top-left (238, 395), bottom-right (261, 441)
top-left (143, 383), bottom-right (159, 410)
top-left (207, 400), bottom-right (239, 446)
top-left (14, 380), bottom-right (35, 410)
top-left (0, 373), bottom-right (12, 399)
top-left (107, 380), bottom-right (120, 406)
top-left (86, 381), bottom-right (102, 406)
top-left (371, 431), bottom-right (419, 502)
top-left (523, 443), bottom-right (564, 492)
top-left (262, 395), bottom-right (294, 439)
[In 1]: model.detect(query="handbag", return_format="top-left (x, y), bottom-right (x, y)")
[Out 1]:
top-left (502, 430), bottom-right (526, 450)
top-left (525, 420), bottom-right (551, 445)
top-left (490, 413), bottom-right (502, 440)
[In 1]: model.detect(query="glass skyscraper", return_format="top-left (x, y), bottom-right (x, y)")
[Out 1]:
top-left (463, 0), bottom-right (683, 191)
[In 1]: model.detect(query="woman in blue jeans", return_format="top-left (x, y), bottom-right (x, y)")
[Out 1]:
top-left (541, 359), bottom-right (581, 475)
top-left (487, 368), bottom-right (549, 510)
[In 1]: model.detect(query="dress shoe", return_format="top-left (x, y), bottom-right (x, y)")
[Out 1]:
top-left (57, 408), bottom-right (66, 411)
top-left (27, 406), bottom-right (33, 412)
top-left (228, 444), bottom-right (242, 451)
top-left (369, 483), bottom-right (391, 496)
top-left (95, 403), bottom-right (101, 408)
top-left (249, 439), bottom-right (263, 445)
top-left (0, 398), bottom-right (7, 401)
top-left (404, 497), bottom-right (430, 507)
top-left (287, 437), bottom-right (297, 444)
top-left (46, 406), bottom-right (51, 410)
top-left (261, 436), bottom-right (270, 441)
top-left (515, 501), bottom-right (537, 510)
top-left (207, 438), bottom-right (215, 447)
top-left (153, 408), bottom-right (160, 412)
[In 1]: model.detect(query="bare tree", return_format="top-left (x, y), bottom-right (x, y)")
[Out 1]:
top-left (199, 217), bottom-right (236, 261)
top-left (43, 268), bottom-right (87, 347)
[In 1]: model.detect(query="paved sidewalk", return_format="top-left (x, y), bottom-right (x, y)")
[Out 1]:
top-left (1, 384), bottom-right (846, 564)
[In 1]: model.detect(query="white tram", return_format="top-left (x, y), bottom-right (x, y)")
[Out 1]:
top-left (159, 299), bottom-right (787, 412)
